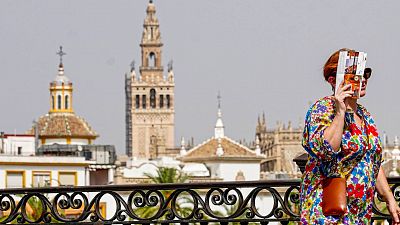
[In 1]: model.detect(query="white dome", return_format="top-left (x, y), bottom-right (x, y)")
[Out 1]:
top-left (52, 64), bottom-right (72, 85)
top-left (54, 74), bottom-right (71, 85)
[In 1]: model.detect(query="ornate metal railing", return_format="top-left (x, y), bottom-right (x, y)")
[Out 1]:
top-left (0, 178), bottom-right (399, 224)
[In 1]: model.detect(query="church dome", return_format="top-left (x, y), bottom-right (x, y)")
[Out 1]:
top-left (29, 113), bottom-right (98, 139)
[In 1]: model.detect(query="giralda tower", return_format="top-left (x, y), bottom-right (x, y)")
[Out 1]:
top-left (125, 0), bottom-right (175, 159)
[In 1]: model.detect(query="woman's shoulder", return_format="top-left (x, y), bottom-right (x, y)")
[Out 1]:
top-left (305, 96), bottom-right (335, 121)
top-left (308, 96), bottom-right (335, 112)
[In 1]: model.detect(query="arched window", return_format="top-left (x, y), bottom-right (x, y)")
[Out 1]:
top-left (52, 96), bottom-right (55, 109)
top-left (65, 95), bottom-right (69, 109)
top-left (150, 89), bottom-right (156, 108)
top-left (135, 95), bottom-right (140, 109)
top-left (159, 95), bottom-right (164, 108)
top-left (57, 95), bottom-right (62, 110)
top-left (148, 52), bottom-right (156, 67)
top-left (142, 95), bottom-right (146, 109)
top-left (166, 95), bottom-right (171, 108)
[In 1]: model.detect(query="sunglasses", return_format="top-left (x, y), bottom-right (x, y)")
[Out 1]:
top-left (363, 68), bottom-right (372, 80)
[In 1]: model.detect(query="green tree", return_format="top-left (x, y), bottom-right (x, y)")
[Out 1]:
top-left (144, 167), bottom-right (188, 184)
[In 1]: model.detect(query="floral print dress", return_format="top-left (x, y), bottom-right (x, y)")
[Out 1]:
top-left (300, 96), bottom-right (383, 225)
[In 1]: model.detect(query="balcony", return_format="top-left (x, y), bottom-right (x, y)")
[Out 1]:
top-left (0, 179), bottom-right (398, 224)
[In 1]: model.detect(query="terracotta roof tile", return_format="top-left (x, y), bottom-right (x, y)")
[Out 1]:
top-left (28, 113), bottom-right (97, 138)
top-left (181, 137), bottom-right (263, 161)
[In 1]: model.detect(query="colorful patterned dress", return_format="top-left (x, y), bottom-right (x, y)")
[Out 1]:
top-left (300, 96), bottom-right (383, 225)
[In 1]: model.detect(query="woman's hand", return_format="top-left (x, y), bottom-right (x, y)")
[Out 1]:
top-left (334, 81), bottom-right (353, 115)
top-left (386, 200), bottom-right (400, 225)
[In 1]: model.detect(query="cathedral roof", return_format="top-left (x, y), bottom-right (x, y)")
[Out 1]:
top-left (28, 113), bottom-right (98, 138)
top-left (179, 136), bottom-right (264, 162)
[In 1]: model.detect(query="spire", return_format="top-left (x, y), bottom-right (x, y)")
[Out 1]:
top-left (130, 60), bottom-right (135, 73)
top-left (140, 0), bottom-right (163, 81)
top-left (214, 92), bottom-right (224, 139)
top-left (180, 137), bottom-right (187, 156)
top-left (50, 46), bottom-right (73, 113)
top-left (167, 60), bottom-right (174, 83)
top-left (255, 136), bottom-right (261, 156)
top-left (256, 114), bottom-right (261, 134)
top-left (262, 112), bottom-right (267, 132)
top-left (262, 112), bottom-right (266, 126)
top-left (168, 60), bottom-right (173, 72)
top-left (141, 0), bottom-right (161, 45)
top-left (129, 60), bottom-right (137, 82)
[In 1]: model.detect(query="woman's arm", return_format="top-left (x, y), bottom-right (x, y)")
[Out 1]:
top-left (323, 109), bottom-right (345, 151)
top-left (376, 166), bottom-right (400, 224)
top-left (323, 83), bottom-right (353, 151)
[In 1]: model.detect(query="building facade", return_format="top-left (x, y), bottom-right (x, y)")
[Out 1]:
top-left (255, 114), bottom-right (304, 179)
top-left (0, 133), bottom-right (35, 156)
top-left (0, 155), bottom-right (90, 188)
top-left (178, 100), bottom-right (265, 182)
top-left (125, 1), bottom-right (175, 159)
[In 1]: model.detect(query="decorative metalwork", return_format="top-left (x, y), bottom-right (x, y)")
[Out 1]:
top-left (0, 178), bottom-right (398, 224)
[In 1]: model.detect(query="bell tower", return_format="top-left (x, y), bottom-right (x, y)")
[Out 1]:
top-left (50, 46), bottom-right (74, 114)
top-left (126, 0), bottom-right (175, 159)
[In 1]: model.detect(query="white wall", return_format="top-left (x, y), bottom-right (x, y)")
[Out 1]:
top-left (1, 135), bottom-right (35, 156)
top-left (207, 162), bottom-right (261, 181)
top-left (43, 138), bottom-right (89, 145)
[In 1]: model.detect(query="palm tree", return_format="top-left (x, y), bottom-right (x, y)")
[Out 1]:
top-left (144, 167), bottom-right (188, 184)
top-left (134, 167), bottom-right (193, 220)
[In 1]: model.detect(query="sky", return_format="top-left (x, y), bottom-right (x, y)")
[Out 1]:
top-left (1, 0), bottom-right (400, 153)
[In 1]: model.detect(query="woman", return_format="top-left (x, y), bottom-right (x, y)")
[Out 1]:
top-left (300, 49), bottom-right (400, 224)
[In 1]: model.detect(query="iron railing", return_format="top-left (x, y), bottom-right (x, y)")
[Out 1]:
top-left (0, 178), bottom-right (399, 224)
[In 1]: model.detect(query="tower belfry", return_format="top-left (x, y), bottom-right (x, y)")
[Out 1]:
top-left (125, 0), bottom-right (175, 159)
top-left (139, 0), bottom-right (163, 83)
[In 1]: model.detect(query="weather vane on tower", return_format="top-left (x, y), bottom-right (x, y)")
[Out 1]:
top-left (56, 46), bottom-right (67, 64)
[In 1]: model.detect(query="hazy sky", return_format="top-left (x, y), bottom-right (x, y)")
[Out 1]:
top-left (1, 0), bottom-right (400, 153)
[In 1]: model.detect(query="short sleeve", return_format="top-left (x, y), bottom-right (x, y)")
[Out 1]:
top-left (302, 97), bottom-right (340, 162)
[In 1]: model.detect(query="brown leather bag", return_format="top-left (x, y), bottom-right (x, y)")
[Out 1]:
top-left (321, 177), bottom-right (347, 216)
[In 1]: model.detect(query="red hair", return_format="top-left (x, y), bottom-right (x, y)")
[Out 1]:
top-left (323, 48), bottom-right (353, 82)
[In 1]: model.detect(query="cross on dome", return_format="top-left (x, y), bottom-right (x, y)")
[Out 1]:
top-left (56, 46), bottom-right (67, 65)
